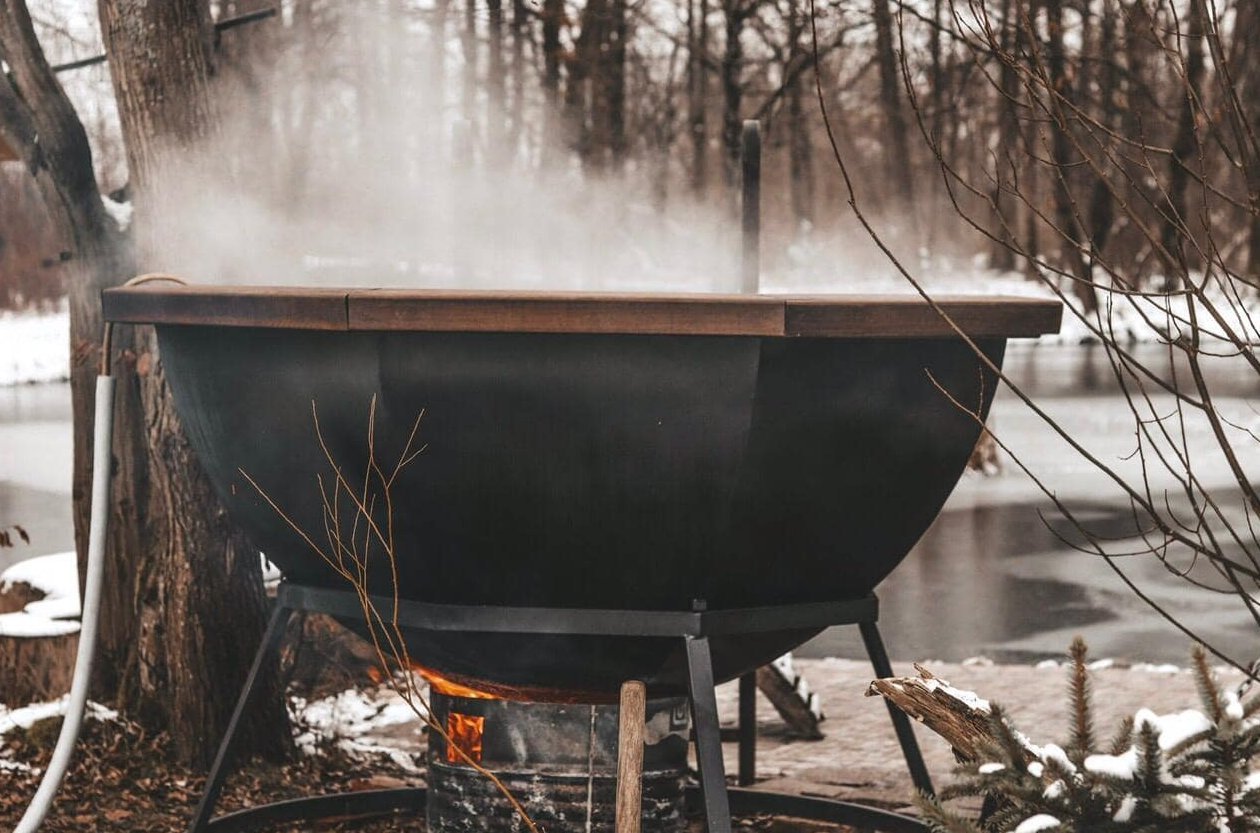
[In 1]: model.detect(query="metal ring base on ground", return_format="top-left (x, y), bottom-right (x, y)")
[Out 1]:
top-left (202, 787), bottom-right (929, 833)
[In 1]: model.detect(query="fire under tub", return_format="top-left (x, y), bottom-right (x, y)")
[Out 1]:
top-left (103, 286), bottom-right (1061, 698)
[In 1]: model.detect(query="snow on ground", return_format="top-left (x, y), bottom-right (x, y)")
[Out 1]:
top-left (290, 684), bottom-right (428, 772)
top-left (0, 551), bottom-right (80, 638)
top-left (0, 308), bottom-right (68, 387)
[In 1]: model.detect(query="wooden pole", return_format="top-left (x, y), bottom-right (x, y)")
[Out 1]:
top-left (616, 680), bottom-right (647, 833)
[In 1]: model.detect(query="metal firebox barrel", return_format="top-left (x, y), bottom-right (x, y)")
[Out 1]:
top-left (427, 690), bottom-right (690, 833)
top-left (103, 286), bottom-right (1061, 697)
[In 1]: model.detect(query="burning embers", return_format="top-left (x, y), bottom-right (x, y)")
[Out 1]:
top-left (427, 689), bottom-right (690, 833)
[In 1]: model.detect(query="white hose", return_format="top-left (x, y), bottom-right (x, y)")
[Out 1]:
top-left (12, 375), bottom-right (114, 833)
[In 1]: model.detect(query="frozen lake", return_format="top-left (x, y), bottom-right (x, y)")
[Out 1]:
top-left (2, 343), bottom-right (1257, 665)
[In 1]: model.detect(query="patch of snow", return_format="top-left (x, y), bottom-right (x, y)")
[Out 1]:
top-left (961, 655), bottom-right (994, 667)
top-left (1135, 708), bottom-right (1213, 751)
top-left (0, 698), bottom-right (117, 737)
top-left (1035, 659), bottom-right (1061, 669)
top-left (1084, 749), bottom-right (1138, 779)
top-left (0, 552), bottom-right (81, 637)
top-left (1087, 658), bottom-right (1116, 670)
top-left (0, 611), bottom-right (78, 638)
top-left (1130, 663), bottom-right (1184, 674)
top-left (0, 307), bottom-right (69, 386)
top-left (978, 762), bottom-right (1005, 774)
top-left (101, 195), bottom-right (132, 231)
top-left (1026, 761), bottom-right (1044, 778)
top-left (0, 758), bottom-right (32, 774)
top-left (922, 677), bottom-right (991, 712)
top-left (1014, 814), bottom-right (1061, 832)
top-left (1, 552), bottom-right (78, 607)
top-left (1113, 795), bottom-right (1137, 822)
top-left (1039, 744), bottom-right (1078, 775)
top-left (290, 685), bottom-right (427, 772)
top-left (1223, 690), bottom-right (1245, 722)
top-left (1042, 779), bottom-right (1065, 799)
top-left (259, 554), bottom-right (281, 588)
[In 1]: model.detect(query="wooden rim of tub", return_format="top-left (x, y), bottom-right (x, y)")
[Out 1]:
top-left (102, 285), bottom-right (1063, 338)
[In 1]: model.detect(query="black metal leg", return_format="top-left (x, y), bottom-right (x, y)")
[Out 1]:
top-left (860, 621), bottom-right (935, 797)
top-left (685, 636), bottom-right (732, 833)
top-left (187, 600), bottom-right (294, 833)
top-left (737, 673), bottom-right (756, 786)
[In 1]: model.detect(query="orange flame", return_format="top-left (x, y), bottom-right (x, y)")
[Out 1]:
top-left (446, 712), bottom-right (486, 764)
top-left (417, 666), bottom-right (501, 700)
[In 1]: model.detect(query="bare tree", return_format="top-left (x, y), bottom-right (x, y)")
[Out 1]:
top-left (816, 0), bottom-right (1260, 673)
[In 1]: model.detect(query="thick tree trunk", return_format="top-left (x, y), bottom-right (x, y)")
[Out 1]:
top-left (97, 0), bottom-right (289, 768)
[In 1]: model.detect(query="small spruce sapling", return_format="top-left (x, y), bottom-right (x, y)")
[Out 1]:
top-left (917, 637), bottom-right (1260, 832)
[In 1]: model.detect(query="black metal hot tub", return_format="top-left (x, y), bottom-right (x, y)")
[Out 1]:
top-left (103, 286), bottom-right (1060, 697)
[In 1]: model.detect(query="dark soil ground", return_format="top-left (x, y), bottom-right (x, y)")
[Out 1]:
top-left (0, 712), bottom-right (425, 832)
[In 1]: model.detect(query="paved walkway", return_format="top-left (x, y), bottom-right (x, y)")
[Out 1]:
top-left (715, 657), bottom-right (1247, 815)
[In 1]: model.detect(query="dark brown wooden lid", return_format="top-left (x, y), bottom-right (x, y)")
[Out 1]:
top-left (102, 285), bottom-right (1063, 338)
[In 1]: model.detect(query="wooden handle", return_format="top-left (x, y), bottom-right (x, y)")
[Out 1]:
top-left (615, 680), bottom-right (647, 833)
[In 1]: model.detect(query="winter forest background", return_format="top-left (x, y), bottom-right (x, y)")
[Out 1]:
top-left (4, 0), bottom-right (1257, 311)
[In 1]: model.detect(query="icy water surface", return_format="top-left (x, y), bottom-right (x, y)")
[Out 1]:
top-left (2, 346), bottom-right (1258, 664)
top-left (0, 382), bottom-right (72, 574)
top-left (803, 343), bottom-right (1260, 664)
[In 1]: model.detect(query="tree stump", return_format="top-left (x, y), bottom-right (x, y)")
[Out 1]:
top-left (0, 580), bottom-right (78, 706)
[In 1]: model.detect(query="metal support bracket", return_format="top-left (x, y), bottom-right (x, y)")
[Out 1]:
top-left (186, 583), bottom-right (932, 832)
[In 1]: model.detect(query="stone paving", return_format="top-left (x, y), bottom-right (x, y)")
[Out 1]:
top-left (713, 657), bottom-right (1248, 816)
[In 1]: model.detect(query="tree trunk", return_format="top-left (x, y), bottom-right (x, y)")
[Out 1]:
top-left (989, 0), bottom-right (1019, 272)
top-left (461, 0), bottom-right (478, 139)
top-left (510, 0), bottom-right (527, 154)
top-left (720, 0), bottom-right (746, 189)
top-left (540, 0), bottom-right (563, 162)
top-left (871, 0), bottom-right (915, 208)
top-left (486, 0), bottom-right (507, 166)
top-left (1042, 0), bottom-right (1097, 314)
top-left (97, 0), bottom-right (289, 768)
top-left (688, 0), bottom-right (709, 197)
top-left (605, 0), bottom-right (628, 171)
top-left (1085, 0), bottom-right (1118, 280)
top-left (1158, 0), bottom-right (1205, 285)
top-left (786, 0), bottom-right (813, 228)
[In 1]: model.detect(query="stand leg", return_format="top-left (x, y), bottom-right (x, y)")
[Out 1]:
top-left (737, 673), bottom-right (756, 786)
top-left (187, 600), bottom-right (294, 833)
top-left (860, 621), bottom-right (934, 797)
top-left (685, 636), bottom-right (732, 833)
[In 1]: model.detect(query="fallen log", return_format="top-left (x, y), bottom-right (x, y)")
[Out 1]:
top-left (865, 664), bottom-right (1035, 765)
top-left (756, 654), bottom-right (825, 739)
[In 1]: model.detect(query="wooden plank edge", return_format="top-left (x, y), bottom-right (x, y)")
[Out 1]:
top-left (785, 298), bottom-right (1063, 339)
top-left (347, 295), bottom-right (789, 336)
top-left (102, 286), bottom-right (351, 330)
